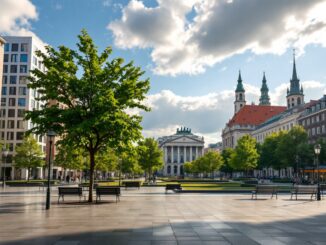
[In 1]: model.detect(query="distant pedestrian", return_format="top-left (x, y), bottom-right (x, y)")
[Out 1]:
top-left (66, 175), bottom-right (70, 183)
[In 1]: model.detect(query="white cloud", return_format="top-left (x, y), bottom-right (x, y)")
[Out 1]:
top-left (140, 81), bottom-right (325, 145)
top-left (108, 0), bottom-right (326, 76)
top-left (0, 0), bottom-right (37, 35)
top-left (0, 0), bottom-right (46, 46)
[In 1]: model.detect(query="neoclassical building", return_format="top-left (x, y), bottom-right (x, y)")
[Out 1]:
top-left (158, 127), bottom-right (204, 176)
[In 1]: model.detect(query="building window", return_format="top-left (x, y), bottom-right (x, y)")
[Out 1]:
top-left (7, 120), bottom-right (15, 129)
top-left (8, 109), bottom-right (15, 117)
top-left (10, 65), bottom-right (17, 73)
top-left (2, 76), bottom-right (8, 84)
top-left (317, 127), bottom-right (320, 135)
top-left (21, 43), bottom-right (28, 52)
top-left (312, 128), bottom-right (316, 136)
top-left (9, 87), bottom-right (16, 95)
top-left (8, 98), bottom-right (16, 106)
top-left (20, 54), bottom-right (28, 62)
top-left (316, 115), bottom-right (319, 122)
top-left (16, 132), bottom-right (24, 140)
top-left (4, 43), bottom-right (10, 52)
top-left (174, 165), bottom-right (178, 174)
top-left (1, 98), bottom-right (6, 106)
top-left (19, 76), bottom-right (28, 84)
top-left (20, 65), bottom-right (28, 73)
top-left (322, 125), bottom-right (325, 134)
top-left (1, 87), bottom-right (7, 95)
top-left (18, 87), bottom-right (27, 95)
top-left (1, 109), bottom-right (6, 117)
top-left (18, 98), bottom-right (26, 107)
top-left (0, 120), bottom-right (5, 129)
top-left (3, 65), bottom-right (8, 73)
top-left (17, 109), bottom-right (25, 117)
top-left (33, 56), bottom-right (37, 66)
top-left (4, 54), bottom-right (9, 62)
top-left (11, 43), bottom-right (19, 52)
top-left (7, 132), bottom-right (14, 140)
top-left (9, 76), bottom-right (17, 84)
top-left (17, 120), bottom-right (24, 129)
top-left (11, 54), bottom-right (18, 62)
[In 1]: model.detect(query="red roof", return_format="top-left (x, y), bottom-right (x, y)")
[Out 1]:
top-left (228, 105), bottom-right (286, 127)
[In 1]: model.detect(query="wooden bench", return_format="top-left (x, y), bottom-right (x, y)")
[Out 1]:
top-left (96, 187), bottom-right (120, 203)
top-left (58, 187), bottom-right (83, 203)
top-left (124, 181), bottom-right (141, 189)
top-left (252, 185), bottom-right (278, 199)
top-left (165, 184), bottom-right (182, 193)
top-left (291, 185), bottom-right (317, 200)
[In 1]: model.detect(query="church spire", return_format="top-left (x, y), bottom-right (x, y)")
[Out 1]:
top-left (292, 49), bottom-right (298, 81)
top-left (235, 70), bottom-right (245, 92)
top-left (234, 70), bottom-right (246, 114)
top-left (259, 72), bottom-right (271, 105)
top-left (286, 49), bottom-right (304, 109)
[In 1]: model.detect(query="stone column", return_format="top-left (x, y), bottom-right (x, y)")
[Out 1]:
top-left (184, 147), bottom-right (186, 162)
top-left (190, 146), bottom-right (193, 161)
top-left (171, 146), bottom-right (174, 163)
top-left (177, 146), bottom-right (180, 164)
top-left (165, 146), bottom-right (168, 163)
top-left (196, 147), bottom-right (198, 160)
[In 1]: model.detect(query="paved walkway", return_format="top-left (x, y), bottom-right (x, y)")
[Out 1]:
top-left (0, 187), bottom-right (326, 245)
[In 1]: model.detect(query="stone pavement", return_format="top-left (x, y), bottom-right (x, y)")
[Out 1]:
top-left (1, 187), bottom-right (326, 245)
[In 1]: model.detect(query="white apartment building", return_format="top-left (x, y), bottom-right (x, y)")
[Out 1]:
top-left (0, 36), bottom-right (47, 180)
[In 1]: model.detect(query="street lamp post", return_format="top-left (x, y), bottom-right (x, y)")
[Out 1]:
top-left (314, 144), bottom-right (321, 201)
top-left (46, 130), bottom-right (56, 210)
top-left (2, 146), bottom-right (9, 188)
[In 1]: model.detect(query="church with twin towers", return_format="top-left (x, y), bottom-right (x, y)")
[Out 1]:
top-left (222, 52), bottom-right (305, 149)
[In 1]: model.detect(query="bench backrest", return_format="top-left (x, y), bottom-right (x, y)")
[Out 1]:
top-left (124, 181), bottom-right (141, 187)
top-left (58, 187), bottom-right (82, 195)
top-left (256, 185), bottom-right (276, 192)
top-left (96, 187), bottom-right (120, 195)
top-left (166, 184), bottom-right (181, 189)
top-left (294, 185), bottom-right (317, 192)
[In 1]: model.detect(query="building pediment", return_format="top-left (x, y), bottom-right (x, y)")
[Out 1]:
top-left (162, 135), bottom-right (204, 146)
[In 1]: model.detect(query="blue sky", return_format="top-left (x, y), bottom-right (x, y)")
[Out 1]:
top-left (1, 0), bottom-right (326, 144)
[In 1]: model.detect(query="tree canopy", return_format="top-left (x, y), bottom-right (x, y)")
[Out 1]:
top-left (14, 136), bottom-right (44, 181)
top-left (230, 134), bottom-right (259, 173)
top-left (25, 30), bottom-right (150, 201)
top-left (137, 138), bottom-right (163, 179)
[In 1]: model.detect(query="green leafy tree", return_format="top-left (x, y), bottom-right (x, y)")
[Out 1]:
top-left (196, 150), bottom-right (224, 178)
top-left (95, 147), bottom-right (119, 173)
top-left (183, 162), bottom-right (194, 175)
top-left (25, 30), bottom-right (150, 202)
top-left (14, 136), bottom-right (44, 181)
top-left (276, 126), bottom-right (308, 174)
top-left (120, 151), bottom-right (142, 177)
top-left (221, 148), bottom-right (235, 177)
top-left (230, 135), bottom-right (259, 175)
top-left (137, 138), bottom-right (163, 180)
top-left (54, 143), bottom-right (86, 172)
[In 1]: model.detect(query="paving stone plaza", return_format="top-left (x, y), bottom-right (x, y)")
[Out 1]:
top-left (1, 187), bottom-right (326, 245)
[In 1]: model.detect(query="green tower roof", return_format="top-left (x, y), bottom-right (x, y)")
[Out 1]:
top-left (235, 70), bottom-right (245, 92)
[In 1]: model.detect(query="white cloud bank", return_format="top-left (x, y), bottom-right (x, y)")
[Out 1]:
top-left (108, 0), bottom-right (326, 76)
top-left (141, 81), bottom-right (326, 145)
top-left (0, 0), bottom-right (45, 45)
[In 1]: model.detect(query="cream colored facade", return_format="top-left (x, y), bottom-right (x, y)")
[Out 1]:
top-left (158, 128), bottom-right (204, 176)
top-left (251, 109), bottom-right (301, 144)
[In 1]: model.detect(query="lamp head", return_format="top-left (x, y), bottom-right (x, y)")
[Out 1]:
top-left (314, 144), bottom-right (321, 155)
top-left (47, 130), bottom-right (56, 139)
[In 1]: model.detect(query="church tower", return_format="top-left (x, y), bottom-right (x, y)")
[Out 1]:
top-left (259, 72), bottom-right (271, 105)
top-left (234, 71), bottom-right (246, 114)
top-left (286, 50), bottom-right (304, 109)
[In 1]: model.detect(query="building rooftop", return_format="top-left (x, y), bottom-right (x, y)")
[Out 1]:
top-left (227, 105), bottom-right (286, 127)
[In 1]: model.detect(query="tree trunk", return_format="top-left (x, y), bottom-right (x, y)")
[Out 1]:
top-left (88, 150), bottom-right (95, 202)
